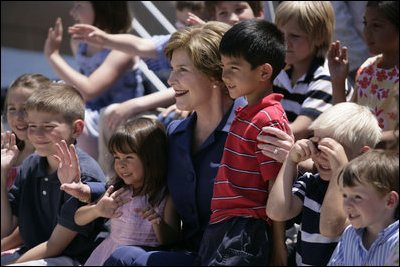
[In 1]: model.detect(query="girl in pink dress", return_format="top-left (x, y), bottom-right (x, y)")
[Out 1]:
top-left (73, 117), bottom-right (180, 266)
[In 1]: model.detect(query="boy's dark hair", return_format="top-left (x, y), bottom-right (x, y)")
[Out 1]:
top-left (90, 1), bottom-right (132, 34)
top-left (108, 117), bottom-right (168, 207)
top-left (175, 1), bottom-right (204, 12)
top-left (205, 1), bottom-right (263, 20)
top-left (219, 18), bottom-right (286, 81)
top-left (367, 1), bottom-right (399, 29)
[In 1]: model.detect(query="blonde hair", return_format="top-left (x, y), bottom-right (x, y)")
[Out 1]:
top-left (164, 21), bottom-right (231, 84)
top-left (274, 1), bottom-right (335, 58)
top-left (309, 102), bottom-right (382, 149)
top-left (25, 83), bottom-right (85, 124)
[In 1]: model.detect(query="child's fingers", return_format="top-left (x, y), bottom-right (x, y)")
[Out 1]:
top-left (104, 185), bottom-right (114, 197)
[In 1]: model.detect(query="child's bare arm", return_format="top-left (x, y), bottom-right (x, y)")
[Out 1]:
top-left (318, 137), bottom-right (351, 237)
top-left (266, 139), bottom-right (318, 221)
top-left (75, 185), bottom-right (131, 226)
top-left (9, 224), bottom-right (77, 264)
top-left (134, 194), bottom-right (180, 245)
top-left (1, 227), bottom-right (23, 252)
top-left (68, 24), bottom-right (158, 59)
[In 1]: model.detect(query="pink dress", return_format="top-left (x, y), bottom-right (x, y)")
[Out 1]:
top-left (84, 188), bottom-right (167, 266)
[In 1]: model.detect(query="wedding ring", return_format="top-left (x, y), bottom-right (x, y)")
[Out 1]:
top-left (273, 147), bottom-right (279, 155)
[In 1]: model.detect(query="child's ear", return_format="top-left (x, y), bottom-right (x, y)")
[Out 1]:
top-left (387, 190), bottom-right (399, 210)
top-left (72, 119), bottom-right (84, 138)
top-left (260, 63), bottom-right (273, 81)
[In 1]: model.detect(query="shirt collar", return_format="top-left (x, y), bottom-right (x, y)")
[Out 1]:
top-left (235, 93), bottom-right (284, 118)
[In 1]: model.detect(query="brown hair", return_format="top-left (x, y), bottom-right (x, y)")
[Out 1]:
top-left (90, 1), bottom-right (132, 34)
top-left (108, 117), bottom-right (168, 207)
top-left (204, 1), bottom-right (263, 20)
top-left (25, 83), bottom-right (85, 124)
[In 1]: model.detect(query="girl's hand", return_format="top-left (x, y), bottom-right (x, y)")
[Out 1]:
top-left (327, 40), bottom-right (349, 85)
top-left (1, 131), bottom-right (19, 174)
top-left (257, 120), bottom-right (294, 162)
top-left (96, 185), bottom-right (132, 218)
top-left (68, 24), bottom-right (107, 48)
top-left (44, 17), bottom-right (63, 58)
top-left (134, 206), bottom-right (162, 225)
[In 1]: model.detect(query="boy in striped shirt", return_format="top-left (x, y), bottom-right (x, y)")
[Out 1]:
top-left (328, 149), bottom-right (398, 266)
top-left (196, 19), bottom-right (289, 265)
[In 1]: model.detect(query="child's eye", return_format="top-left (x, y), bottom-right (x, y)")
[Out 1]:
top-left (218, 11), bottom-right (227, 17)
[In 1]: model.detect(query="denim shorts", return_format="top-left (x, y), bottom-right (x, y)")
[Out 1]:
top-left (196, 217), bottom-right (271, 266)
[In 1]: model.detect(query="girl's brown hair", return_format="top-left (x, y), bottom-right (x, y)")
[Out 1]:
top-left (90, 1), bottom-right (132, 34)
top-left (108, 117), bottom-right (168, 207)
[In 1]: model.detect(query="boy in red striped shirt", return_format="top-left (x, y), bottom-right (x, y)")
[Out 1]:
top-left (196, 18), bottom-right (290, 265)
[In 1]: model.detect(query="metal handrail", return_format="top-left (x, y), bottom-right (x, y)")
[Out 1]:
top-left (140, 1), bottom-right (176, 34)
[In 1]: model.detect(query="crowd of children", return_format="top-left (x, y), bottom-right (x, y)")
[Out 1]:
top-left (1, 1), bottom-right (398, 266)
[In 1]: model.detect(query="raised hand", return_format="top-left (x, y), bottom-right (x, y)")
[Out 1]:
top-left (96, 185), bottom-right (132, 218)
top-left (289, 138), bottom-right (319, 164)
top-left (1, 131), bottom-right (19, 174)
top-left (44, 17), bottom-right (63, 58)
top-left (68, 24), bottom-right (107, 48)
top-left (327, 40), bottom-right (349, 84)
top-left (53, 140), bottom-right (81, 184)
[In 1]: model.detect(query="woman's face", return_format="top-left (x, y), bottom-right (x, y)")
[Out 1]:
top-left (70, 1), bottom-right (95, 25)
top-left (167, 48), bottom-right (214, 112)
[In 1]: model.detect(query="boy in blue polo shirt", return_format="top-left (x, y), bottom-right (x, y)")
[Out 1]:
top-left (1, 83), bottom-right (106, 265)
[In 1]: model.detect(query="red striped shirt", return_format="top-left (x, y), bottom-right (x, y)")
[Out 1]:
top-left (210, 93), bottom-right (289, 224)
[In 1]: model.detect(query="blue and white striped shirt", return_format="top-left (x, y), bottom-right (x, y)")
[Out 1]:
top-left (328, 220), bottom-right (399, 266)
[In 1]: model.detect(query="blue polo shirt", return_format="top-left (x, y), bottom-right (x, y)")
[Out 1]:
top-left (8, 147), bottom-right (106, 264)
top-left (167, 97), bottom-right (246, 252)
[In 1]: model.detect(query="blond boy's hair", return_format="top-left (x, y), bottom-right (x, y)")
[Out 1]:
top-left (274, 1), bottom-right (335, 58)
top-left (25, 83), bottom-right (85, 124)
top-left (309, 102), bottom-right (382, 149)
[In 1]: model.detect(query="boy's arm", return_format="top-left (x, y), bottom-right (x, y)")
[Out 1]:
top-left (266, 139), bottom-right (317, 221)
top-left (68, 24), bottom-right (158, 58)
top-left (318, 137), bottom-right (351, 237)
top-left (1, 227), bottom-right (23, 252)
top-left (9, 224), bottom-right (77, 264)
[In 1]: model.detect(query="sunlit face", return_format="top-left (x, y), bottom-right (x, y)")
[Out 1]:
top-left (363, 6), bottom-right (399, 56)
top-left (113, 151), bottom-right (144, 190)
top-left (6, 87), bottom-right (33, 141)
top-left (221, 55), bottom-right (264, 105)
top-left (167, 48), bottom-right (214, 112)
top-left (215, 1), bottom-right (258, 26)
top-left (279, 18), bottom-right (316, 66)
top-left (341, 181), bottom-right (391, 230)
top-left (27, 111), bottom-right (75, 157)
top-left (70, 1), bottom-right (95, 25)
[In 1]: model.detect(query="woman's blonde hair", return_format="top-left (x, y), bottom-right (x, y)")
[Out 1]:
top-left (164, 21), bottom-right (231, 85)
top-left (275, 1), bottom-right (335, 58)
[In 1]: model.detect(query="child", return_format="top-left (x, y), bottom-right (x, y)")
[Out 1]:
top-left (62, 117), bottom-right (180, 266)
top-left (327, 149), bottom-right (399, 266)
top-left (273, 1), bottom-right (353, 141)
top-left (203, 1), bottom-right (264, 25)
top-left (1, 83), bottom-right (106, 265)
top-left (44, 1), bottom-right (144, 160)
top-left (266, 102), bottom-right (382, 266)
top-left (1, 74), bottom-right (51, 255)
top-left (3, 74), bottom-right (51, 189)
top-left (328, 1), bottom-right (399, 148)
top-left (196, 18), bottom-right (288, 266)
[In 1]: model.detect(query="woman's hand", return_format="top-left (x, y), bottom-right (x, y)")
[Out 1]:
top-left (257, 120), bottom-right (294, 162)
